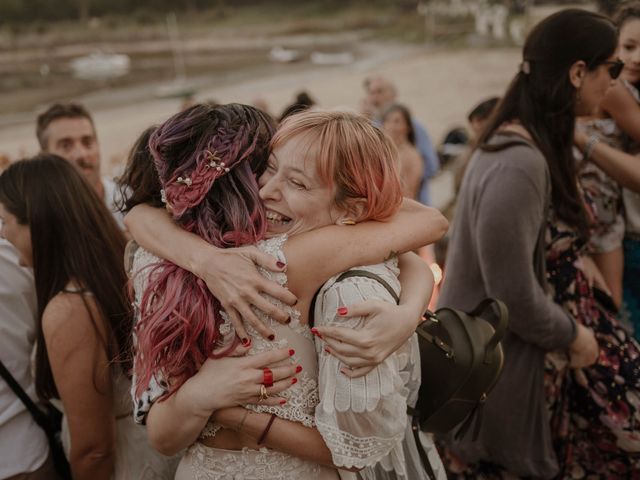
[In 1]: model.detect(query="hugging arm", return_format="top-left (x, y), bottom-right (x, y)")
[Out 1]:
top-left (142, 347), bottom-right (297, 456)
top-left (601, 81), bottom-right (640, 144)
top-left (124, 204), bottom-right (296, 340)
top-left (314, 252), bottom-right (433, 373)
top-left (574, 129), bottom-right (640, 192)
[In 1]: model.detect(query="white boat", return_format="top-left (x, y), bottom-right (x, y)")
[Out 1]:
top-left (310, 51), bottom-right (354, 65)
top-left (70, 52), bottom-right (130, 80)
top-left (269, 46), bottom-right (302, 63)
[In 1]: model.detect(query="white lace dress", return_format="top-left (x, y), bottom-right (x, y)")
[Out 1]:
top-left (131, 235), bottom-right (339, 480)
top-left (312, 260), bottom-right (447, 480)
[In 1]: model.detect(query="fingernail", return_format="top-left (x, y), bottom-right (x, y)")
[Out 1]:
top-left (242, 338), bottom-right (251, 346)
top-left (295, 365), bottom-right (303, 373)
top-left (285, 316), bottom-right (291, 324)
top-left (324, 347), bottom-right (331, 354)
top-left (289, 349), bottom-right (295, 356)
top-left (279, 399), bottom-right (287, 405)
top-left (340, 368), bottom-right (348, 375)
top-left (291, 377), bottom-right (297, 385)
top-left (276, 261), bottom-right (286, 269)
top-left (268, 334), bottom-right (275, 341)
top-left (311, 328), bottom-right (322, 339)
top-left (337, 307), bottom-right (348, 316)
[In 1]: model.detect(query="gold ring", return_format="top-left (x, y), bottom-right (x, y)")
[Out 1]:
top-left (258, 384), bottom-right (269, 403)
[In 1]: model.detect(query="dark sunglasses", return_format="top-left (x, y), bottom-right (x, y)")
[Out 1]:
top-left (601, 59), bottom-right (624, 79)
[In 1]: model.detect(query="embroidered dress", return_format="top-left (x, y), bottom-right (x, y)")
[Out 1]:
top-left (313, 260), bottom-right (446, 480)
top-left (543, 200), bottom-right (640, 479)
top-left (131, 235), bottom-right (338, 480)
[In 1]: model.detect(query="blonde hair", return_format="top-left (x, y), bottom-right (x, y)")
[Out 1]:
top-left (272, 109), bottom-right (402, 221)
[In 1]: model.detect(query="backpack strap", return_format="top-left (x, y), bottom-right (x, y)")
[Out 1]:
top-left (0, 359), bottom-right (49, 431)
top-left (309, 269), bottom-right (399, 327)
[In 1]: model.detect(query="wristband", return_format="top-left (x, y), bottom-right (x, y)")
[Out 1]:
top-left (583, 134), bottom-right (600, 161)
top-left (257, 413), bottom-right (277, 445)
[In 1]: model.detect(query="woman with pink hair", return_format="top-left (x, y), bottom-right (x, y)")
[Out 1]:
top-left (127, 104), bottom-right (447, 478)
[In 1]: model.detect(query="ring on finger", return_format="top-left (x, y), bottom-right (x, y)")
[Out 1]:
top-left (258, 384), bottom-right (269, 403)
top-left (263, 368), bottom-right (274, 388)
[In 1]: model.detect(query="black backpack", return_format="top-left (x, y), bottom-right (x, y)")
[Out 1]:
top-left (312, 271), bottom-right (508, 476)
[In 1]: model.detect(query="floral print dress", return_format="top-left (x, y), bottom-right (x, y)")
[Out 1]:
top-left (544, 201), bottom-right (640, 479)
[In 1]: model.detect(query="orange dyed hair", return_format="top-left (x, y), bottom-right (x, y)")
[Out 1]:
top-left (271, 109), bottom-right (402, 221)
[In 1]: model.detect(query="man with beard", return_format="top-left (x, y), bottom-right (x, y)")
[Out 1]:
top-left (36, 103), bottom-right (125, 229)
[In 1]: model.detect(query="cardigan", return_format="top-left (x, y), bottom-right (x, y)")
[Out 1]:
top-left (437, 133), bottom-right (577, 478)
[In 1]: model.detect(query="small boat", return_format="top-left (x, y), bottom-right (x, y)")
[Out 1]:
top-left (269, 46), bottom-right (302, 63)
top-left (70, 52), bottom-right (130, 80)
top-left (310, 51), bottom-right (354, 66)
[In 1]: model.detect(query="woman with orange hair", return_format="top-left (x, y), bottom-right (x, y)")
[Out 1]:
top-left (127, 106), bottom-right (447, 478)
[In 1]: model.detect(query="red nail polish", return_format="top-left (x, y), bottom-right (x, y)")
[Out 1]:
top-left (279, 399), bottom-right (287, 405)
top-left (295, 365), bottom-right (303, 373)
top-left (268, 334), bottom-right (275, 341)
top-left (337, 307), bottom-right (348, 316)
top-left (242, 338), bottom-right (251, 346)
top-left (276, 261), bottom-right (286, 269)
top-left (311, 328), bottom-right (323, 339)
top-left (289, 349), bottom-right (295, 356)
top-left (291, 377), bottom-right (298, 385)
top-left (324, 347), bottom-right (331, 354)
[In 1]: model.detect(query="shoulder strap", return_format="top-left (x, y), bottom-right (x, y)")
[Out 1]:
top-left (0, 359), bottom-right (48, 429)
top-left (309, 269), bottom-right (400, 327)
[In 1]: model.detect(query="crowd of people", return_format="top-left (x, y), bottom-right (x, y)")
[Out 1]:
top-left (1, 4), bottom-right (640, 480)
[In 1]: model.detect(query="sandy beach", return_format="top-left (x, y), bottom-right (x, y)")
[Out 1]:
top-left (0, 42), bottom-right (519, 207)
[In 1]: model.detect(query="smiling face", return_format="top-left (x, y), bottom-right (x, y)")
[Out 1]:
top-left (43, 117), bottom-right (101, 191)
top-left (618, 18), bottom-right (640, 84)
top-left (0, 203), bottom-right (32, 267)
top-left (258, 133), bottom-right (344, 237)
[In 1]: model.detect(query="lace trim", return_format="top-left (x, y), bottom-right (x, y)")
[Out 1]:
top-left (316, 419), bottom-right (405, 470)
top-left (186, 442), bottom-right (324, 479)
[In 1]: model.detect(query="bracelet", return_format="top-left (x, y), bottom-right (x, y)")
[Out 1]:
top-left (233, 409), bottom-right (250, 432)
top-left (257, 413), bottom-right (277, 445)
top-left (583, 134), bottom-right (600, 161)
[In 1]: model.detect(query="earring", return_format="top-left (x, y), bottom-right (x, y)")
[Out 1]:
top-left (341, 218), bottom-right (356, 226)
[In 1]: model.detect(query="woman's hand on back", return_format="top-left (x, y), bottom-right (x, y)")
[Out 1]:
top-left (182, 346), bottom-right (299, 417)
top-left (312, 300), bottom-right (421, 377)
top-left (190, 244), bottom-right (298, 340)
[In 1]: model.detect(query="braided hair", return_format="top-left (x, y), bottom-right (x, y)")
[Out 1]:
top-left (134, 103), bottom-right (275, 398)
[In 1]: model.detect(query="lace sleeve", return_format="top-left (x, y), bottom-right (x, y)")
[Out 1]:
top-left (314, 264), bottom-right (409, 470)
top-left (130, 247), bottom-right (169, 425)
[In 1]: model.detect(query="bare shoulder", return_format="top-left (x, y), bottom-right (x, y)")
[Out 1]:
top-left (42, 291), bottom-right (103, 346)
top-left (603, 80), bottom-right (637, 111)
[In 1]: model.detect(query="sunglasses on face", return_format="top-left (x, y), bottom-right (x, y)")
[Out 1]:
top-left (601, 59), bottom-right (624, 79)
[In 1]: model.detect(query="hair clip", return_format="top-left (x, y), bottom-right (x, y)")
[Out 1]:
top-left (160, 189), bottom-right (167, 204)
top-left (176, 176), bottom-right (192, 186)
top-left (519, 60), bottom-right (531, 75)
top-left (204, 150), bottom-right (230, 173)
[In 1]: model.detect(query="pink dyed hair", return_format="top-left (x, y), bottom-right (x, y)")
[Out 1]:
top-left (134, 104), bottom-right (274, 399)
top-left (271, 109), bottom-right (403, 222)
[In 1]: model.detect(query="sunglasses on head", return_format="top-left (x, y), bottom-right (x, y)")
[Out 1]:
top-left (601, 59), bottom-right (624, 79)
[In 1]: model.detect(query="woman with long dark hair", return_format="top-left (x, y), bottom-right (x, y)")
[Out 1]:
top-left (438, 8), bottom-right (640, 479)
top-left (0, 155), bottom-right (176, 479)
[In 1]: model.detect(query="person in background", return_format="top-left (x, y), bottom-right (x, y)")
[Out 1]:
top-left (439, 8), bottom-right (640, 478)
top-left (279, 91), bottom-right (316, 122)
top-left (0, 199), bottom-right (56, 479)
top-left (35, 103), bottom-right (125, 230)
top-left (381, 103), bottom-right (424, 199)
top-left (0, 155), bottom-right (177, 479)
top-left (452, 96), bottom-right (500, 194)
top-left (362, 75), bottom-right (440, 205)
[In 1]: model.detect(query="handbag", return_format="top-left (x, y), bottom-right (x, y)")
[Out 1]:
top-left (312, 270), bottom-right (508, 480)
top-left (0, 359), bottom-right (72, 479)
